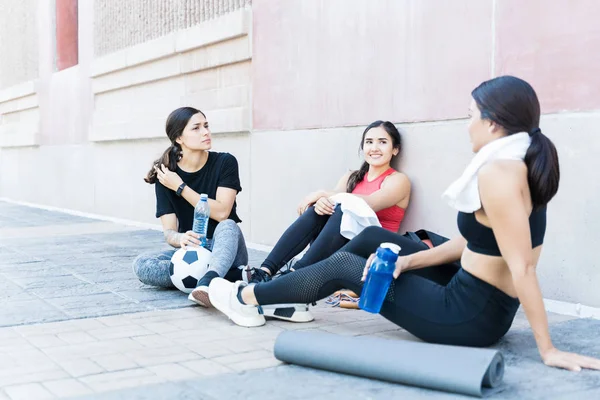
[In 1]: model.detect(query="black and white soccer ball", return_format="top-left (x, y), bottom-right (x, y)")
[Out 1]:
top-left (169, 247), bottom-right (212, 293)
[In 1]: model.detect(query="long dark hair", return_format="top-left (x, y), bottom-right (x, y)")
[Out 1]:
top-left (472, 76), bottom-right (559, 209)
top-left (144, 107), bottom-right (206, 184)
top-left (346, 120), bottom-right (402, 193)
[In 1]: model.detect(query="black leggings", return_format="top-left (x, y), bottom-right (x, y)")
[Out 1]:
top-left (255, 226), bottom-right (521, 347)
top-left (261, 205), bottom-right (349, 274)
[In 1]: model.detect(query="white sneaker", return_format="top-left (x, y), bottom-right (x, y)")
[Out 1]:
top-left (262, 304), bottom-right (314, 323)
top-left (188, 285), bottom-right (211, 307)
top-left (208, 278), bottom-right (266, 327)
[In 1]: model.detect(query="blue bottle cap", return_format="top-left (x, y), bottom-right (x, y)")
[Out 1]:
top-left (376, 245), bottom-right (399, 264)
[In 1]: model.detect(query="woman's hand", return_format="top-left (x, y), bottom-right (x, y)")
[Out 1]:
top-left (297, 196), bottom-right (314, 216)
top-left (314, 197), bottom-right (336, 215)
top-left (361, 253), bottom-right (376, 282)
top-left (393, 256), bottom-right (411, 278)
top-left (541, 347), bottom-right (600, 372)
top-left (155, 164), bottom-right (184, 191)
top-left (179, 231), bottom-right (201, 248)
top-left (362, 253), bottom-right (411, 282)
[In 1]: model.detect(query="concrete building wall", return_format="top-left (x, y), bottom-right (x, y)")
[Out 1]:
top-left (1, 0), bottom-right (600, 308)
top-left (94, 0), bottom-right (252, 56)
top-left (0, 0), bottom-right (39, 89)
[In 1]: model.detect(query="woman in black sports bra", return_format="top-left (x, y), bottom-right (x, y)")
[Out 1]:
top-left (208, 76), bottom-right (600, 372)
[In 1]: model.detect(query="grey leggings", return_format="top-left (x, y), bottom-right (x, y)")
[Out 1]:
top-left (132, 219), bottom-right (248, 288)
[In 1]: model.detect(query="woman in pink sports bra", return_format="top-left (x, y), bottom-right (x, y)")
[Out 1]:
top-left (245, 120), bottom-right (411, 285)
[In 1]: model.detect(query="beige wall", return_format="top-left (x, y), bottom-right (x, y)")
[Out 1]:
top-left (0, 0), bottom-right (39, 90)
top-left (94, 0), bottom-right (252, 56)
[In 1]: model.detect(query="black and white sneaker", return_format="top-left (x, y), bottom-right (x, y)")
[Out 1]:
top-left (242, 266), bottom-right (272, 284)
top-left (262, 303), bottom-right (314, 323)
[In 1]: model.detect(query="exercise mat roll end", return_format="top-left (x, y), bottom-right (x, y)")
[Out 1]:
top-left (274, 331), bottom-right (505, 397)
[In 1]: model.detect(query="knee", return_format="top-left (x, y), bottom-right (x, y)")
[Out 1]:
top-left (360, 226), bottom-right (383, 238)
top-left (132, 254), bottom-right (152, 280)
top-left (213, 219), bottom-right (239, 235)
top-left (302, 206), bottom-right (320, 218)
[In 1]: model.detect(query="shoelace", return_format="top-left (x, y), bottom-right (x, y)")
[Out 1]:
top-left (250, 267), bottom-right (272, 283)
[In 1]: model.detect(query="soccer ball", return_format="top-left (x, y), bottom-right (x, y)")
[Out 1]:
top-left (169, 246), bottom-right (212, 293)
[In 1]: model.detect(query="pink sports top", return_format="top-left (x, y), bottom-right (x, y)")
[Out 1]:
top-left (351, 168), bottom-right (405, 232)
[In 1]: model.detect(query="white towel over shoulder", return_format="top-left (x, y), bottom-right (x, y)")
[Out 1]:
top-left (442, 132), bottom-right (531, 213)
top-left (329, 193), bottom-right (381, 240)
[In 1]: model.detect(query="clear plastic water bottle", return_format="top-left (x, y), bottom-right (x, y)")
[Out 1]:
top-left (192, 194), bottom-right (210, 248)
top-left (358, 243), bottom-right (401, 313)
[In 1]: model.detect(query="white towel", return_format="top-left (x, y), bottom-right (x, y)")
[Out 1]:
top-left (330, 193), bottom-right (381, 240)
top-left (442, 132), bottom-right (531, 213)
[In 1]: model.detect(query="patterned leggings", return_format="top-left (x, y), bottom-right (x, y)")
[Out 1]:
top-left (132, 219), bottom-right (248, 288)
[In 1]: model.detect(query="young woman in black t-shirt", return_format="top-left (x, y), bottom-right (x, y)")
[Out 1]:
top-left (132, 107), bottom-right (247, 308)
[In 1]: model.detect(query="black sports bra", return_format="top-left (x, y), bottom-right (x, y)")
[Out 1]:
top-left (457, 206), bottom-right (547, 257)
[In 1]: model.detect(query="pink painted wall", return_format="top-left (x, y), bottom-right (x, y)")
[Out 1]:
top-left (495, 0), bottom-right (600, 112)
top-left (56, 0), bottom-right (79, 71)
top-left (253, 0), bottom-right (600, 131)
top-left (252, 0), bottom-right (493, 131)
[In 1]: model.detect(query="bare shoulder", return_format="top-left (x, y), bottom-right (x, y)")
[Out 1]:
top-left (479, 160), bottom-right (527, 200)
top-left (383, 171), bottom-right (411, 188)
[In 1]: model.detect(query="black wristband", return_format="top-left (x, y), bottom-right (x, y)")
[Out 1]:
top-left (176, 183), bottom-right (187, 197)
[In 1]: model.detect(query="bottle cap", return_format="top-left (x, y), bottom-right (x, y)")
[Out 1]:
top-left (200, 193), bottom-right (208, 200)
top-left (376, 244), bottom-right (400, 264)
top-left (380, 242), bottom-right (401, 254)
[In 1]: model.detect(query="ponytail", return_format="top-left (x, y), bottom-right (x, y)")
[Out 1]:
top-left (144, 143), bottom-right (182, 184)
top-left (524, 129), bottom-right (560, 209)
top-left (346, 161), bottom-right (369, 193)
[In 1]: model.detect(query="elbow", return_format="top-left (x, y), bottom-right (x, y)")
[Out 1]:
top-left (212, 209), bottom-right (231, 222)
top-left (510, 263), bottom-right (537, 283)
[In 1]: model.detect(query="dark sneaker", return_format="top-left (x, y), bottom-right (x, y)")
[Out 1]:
top-left (248, 267), bottom-right (272, 284)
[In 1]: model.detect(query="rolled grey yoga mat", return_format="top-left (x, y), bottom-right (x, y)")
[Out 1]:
top-left (274, 331), bottom-right (504, 398)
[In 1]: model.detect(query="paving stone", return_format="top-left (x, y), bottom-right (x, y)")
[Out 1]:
top-left (42, 378), bottom-right (93, 398)
top-left (25, 334), bottom-right (68, 349)
top-left (0, 300), bottom-right (68, 328)
top-left (57, 331), bottom-right (99, 345)
top-left (146, 364), bottom-right (199, 381)
top-left (87, 325), bottom-right (154, 341)
top-left (123, 346), bottom-right (203, 367)
top-left (3, 383), bottom-right (56, 400)
top-left (179, 360), bottom-right (233, 376)
top-left (90, 354), bottom-right (139, 372)
top-left (53, 359), bottom-right (104, 378)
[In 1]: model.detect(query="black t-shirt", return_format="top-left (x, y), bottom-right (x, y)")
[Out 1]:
top-left (155, 152), bottom-right (242, 239)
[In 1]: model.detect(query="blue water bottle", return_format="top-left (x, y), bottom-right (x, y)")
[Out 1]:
top-left (358, 243), bottom-right (401, 313)
top-left (192, 193), bottom-right (210, 248)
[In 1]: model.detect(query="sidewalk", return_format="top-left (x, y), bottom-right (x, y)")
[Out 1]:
top-left (0, 201), bottom-right (599, 399)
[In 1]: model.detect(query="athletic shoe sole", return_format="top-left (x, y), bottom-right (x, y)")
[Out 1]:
top-left (262, 304), bottom-right (314, 323)
top-left (209, 280), bottom-right (265, 328)
top-left (188, 287), bottom-right (211, 308)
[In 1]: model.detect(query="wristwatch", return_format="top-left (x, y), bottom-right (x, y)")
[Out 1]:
top-left (176, 183), bottom-right (187, 197)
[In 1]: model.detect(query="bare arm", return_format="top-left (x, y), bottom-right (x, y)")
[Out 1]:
top-left (160, 214), bottom-right (183, 248)
top-left (353, 173), bottom-right (411, 212)
top-left (400, 236), bottom-right (467, 273)
top-left (155, 163), bottom-right (237, 222)
top-left (180, 185), bottom-right (237, 222)
top-left (362, 235), bottom-right (466, 282)
top-left (479, 163), bottom-right (554, 354)
top-left (479, 162), bottom-right (600, 371)
top-left (297, 172), bottom-right (352, 215)
top-left (159, 213), bottom-right (201, 248)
